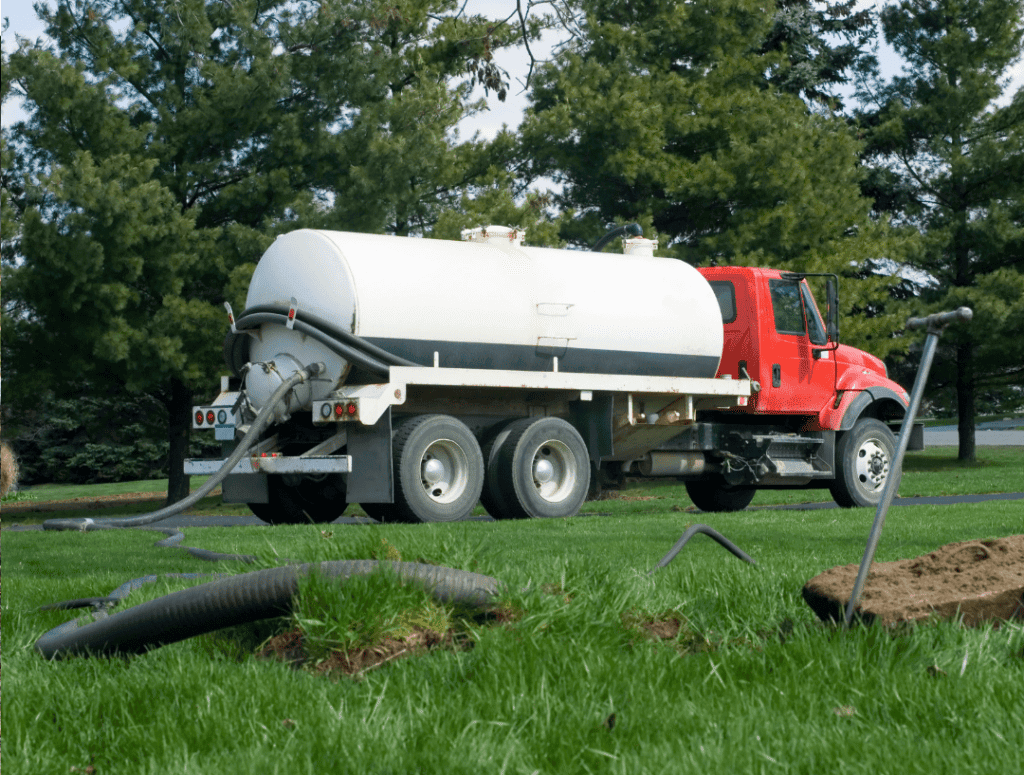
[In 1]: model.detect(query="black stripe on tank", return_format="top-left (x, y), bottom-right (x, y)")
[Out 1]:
top-left (362, 337), bottom-right (720, 380)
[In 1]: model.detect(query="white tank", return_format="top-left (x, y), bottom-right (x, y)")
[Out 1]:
top-left (242, 228), bottom-right (724, 411)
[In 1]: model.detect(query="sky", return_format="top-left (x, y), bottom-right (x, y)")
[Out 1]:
top-left (2, 0), bottom-right (1022, 135)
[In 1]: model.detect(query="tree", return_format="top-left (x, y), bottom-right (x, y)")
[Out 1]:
top-left (519, 0), bottom-right (903, 356)
top-left (855, 0), bottom-right (1024, 461)
top-left (3, 0), bottom-right (519, 500)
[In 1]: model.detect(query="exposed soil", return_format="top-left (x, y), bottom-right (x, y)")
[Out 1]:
top-left (256, 626), bottom-right (473, 677)
top-left (803, 535), bottom-right (1024, 627)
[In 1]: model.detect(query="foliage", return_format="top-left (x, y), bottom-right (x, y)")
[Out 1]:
top-left (4, 385), bottom-right (220, 485)
top-left (855, 0), bottom-right (1024, 459)
top-left (2, 0), bottom-right (523, 497)
top-left (519, 0), bottom-right (906, 357)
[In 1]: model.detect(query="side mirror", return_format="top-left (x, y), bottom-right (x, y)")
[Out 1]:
top-left (826, 277), bottom-right (839, 344)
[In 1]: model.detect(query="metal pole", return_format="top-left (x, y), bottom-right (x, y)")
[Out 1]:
top-left (843, 307), bottom-right (973, 627)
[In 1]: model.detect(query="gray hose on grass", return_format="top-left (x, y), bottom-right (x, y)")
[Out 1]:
top-left (649, 524), bottom-right (756, 573)
top-left (42, 362), bottom-right (325, 533)
top-left (36, 560), bottom-right (504, 659)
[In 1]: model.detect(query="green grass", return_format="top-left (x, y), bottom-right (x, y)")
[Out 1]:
top-left (5, 447), bottom-right (1021, 528)
top-left (3, 450), bottom-right (1023, 775)
top-left (7, 476), bottom-right (215, 502)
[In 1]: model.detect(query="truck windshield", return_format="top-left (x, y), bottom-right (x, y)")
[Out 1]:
top-left (801, 283), bottom-right (828, 345)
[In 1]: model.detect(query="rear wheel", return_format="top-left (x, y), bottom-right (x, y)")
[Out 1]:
top-left (248, 475), bottom-right (346, 525)
top-left (478, 421), bottom-right (517, 519)
top-left (248, 479), bottom-right (311, 524)
top-left (684, 477), bottom-right (756, 512)
top-left (493, 417), bottom-right (590, 519)
top-left (392, 415), bottom-right (484, 523)
top-left (830, 418), bottom-right (897, 508)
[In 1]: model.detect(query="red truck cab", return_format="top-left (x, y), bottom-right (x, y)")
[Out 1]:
top-left (671, 267), bottom-right (917, 510)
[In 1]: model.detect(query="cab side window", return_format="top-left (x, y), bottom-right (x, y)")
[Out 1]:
top-left (709, 281), bottom-right (737, 323)
top-left (769, 279), bottom-right (806, 335)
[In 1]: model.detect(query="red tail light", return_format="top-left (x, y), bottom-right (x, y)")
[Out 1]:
top-left (206, 410), bottom-right (216, 425)
top-left (195, 410), bottom-right (204, 425)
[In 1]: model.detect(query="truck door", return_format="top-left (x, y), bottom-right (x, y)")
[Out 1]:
top-left (759, 277), bottom-right (836, 415)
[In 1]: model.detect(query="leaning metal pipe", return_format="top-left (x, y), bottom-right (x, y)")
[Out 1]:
top-left (843, 307), bottom-right (973, 627)
top-left (36, 561), bottom-right (504, 659)
top-left (42, 362), bottom-right (325, 532)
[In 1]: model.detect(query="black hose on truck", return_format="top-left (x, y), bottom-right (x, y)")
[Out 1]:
top-left (42, 361), bottom-right (327, 533)
top-left (36, 561), bottom-right (504, 659)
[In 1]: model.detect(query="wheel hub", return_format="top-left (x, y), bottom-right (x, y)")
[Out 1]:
top-left (532, 441), bottom-right (577, 503)
top-left (855, 440), bottom-right (890, 491)
top-left (419, 439), bottom-right (469, 503)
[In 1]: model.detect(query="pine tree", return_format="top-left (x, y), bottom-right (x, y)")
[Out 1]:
top-left (855, 0), bottom-right (1024, 460)
top-left (519, 0), bottom-right (902, 355)
top-left (3, 0), bottom-right (517, 500)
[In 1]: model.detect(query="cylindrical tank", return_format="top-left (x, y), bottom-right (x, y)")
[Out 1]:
top-left (242, 228), bottom-right (724, 411)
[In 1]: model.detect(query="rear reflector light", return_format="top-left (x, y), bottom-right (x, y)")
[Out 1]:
top-left (206, 410), bottom-right (216, 425)
top-left (347, 402), bottom-right (357, 415)
top-left (195, 410), bottom-right (204, 425)
top-left (334, 403), bottom-right (345, 417)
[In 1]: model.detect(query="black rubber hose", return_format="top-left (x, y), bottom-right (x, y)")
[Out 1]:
top-left (649, 524), bottom-right (756, 573)
top-left (36, 561), bottom-right (504, 659)
top-left (591, 222), bottom-right (643, 253)
top-left (234, 312), bottom-right (392, 377)
top-left (238, 304), bottom-right (420, 368)
top-left (42, 362), bottom-right (325, 532)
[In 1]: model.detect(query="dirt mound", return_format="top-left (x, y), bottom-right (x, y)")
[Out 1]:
top-left (803, 535), bottom-right (1024, 627)
top-left (256, 626), bottom-right (472, 677)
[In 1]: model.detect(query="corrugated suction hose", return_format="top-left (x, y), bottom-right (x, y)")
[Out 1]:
top-left (42, 362), bottom-right (326, 533)
top-left (36, 560), bottom-right (503, 659)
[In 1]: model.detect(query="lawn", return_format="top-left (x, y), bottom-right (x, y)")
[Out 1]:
top-left (2, 448), bottom-right (1022, 774)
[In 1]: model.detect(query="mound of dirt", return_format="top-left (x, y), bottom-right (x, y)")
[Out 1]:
top-left (256, 626), bottom-right (472, 677)
top-left (803, 535), bottom-right (1024, 627)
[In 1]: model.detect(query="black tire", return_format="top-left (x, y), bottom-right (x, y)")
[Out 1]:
top-left (296, 474), bottom-right (348, 523)
top-left (493, 417), bottom-right (590, 519)
top-left (247, 479), bottom-right (311, 525)
top-left (684, 477), bottom-right (756, 512)
top-left (829, 418), bottom-right (898, 508)
top-left (478, 421), bottom-right (517, 519)
top-left (359, 502), bottom-right (411, 523)
top-left (391, 415), bottom-right (484, 523)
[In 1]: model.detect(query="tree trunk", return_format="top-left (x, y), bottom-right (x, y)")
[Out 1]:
top-left (166, 377), bottom-right (194, 505)
top-left (955, 343), bottom-right (976, 463)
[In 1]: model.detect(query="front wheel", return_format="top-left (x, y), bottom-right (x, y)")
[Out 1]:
top-left (684, 477), bottom-right (756, 512)
top-left (829, 418), bottom-right (898, 508)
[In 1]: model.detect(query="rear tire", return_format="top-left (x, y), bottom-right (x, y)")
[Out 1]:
top-left (392, 415), bottom-right (484, 523)
top-left (248, 479), bottom-right (311, 525)
top-left (493, 417), bottom-right (590, 519)
top-left (479, 421), bottom-right (517, 519)
top-left (684, 477), bottom-right (756, 512)
top-left (829, 418), bottom-right (897, 508)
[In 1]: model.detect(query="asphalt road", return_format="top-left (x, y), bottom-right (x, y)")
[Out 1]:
top-left (9, 489), bottom-right (1020, 532)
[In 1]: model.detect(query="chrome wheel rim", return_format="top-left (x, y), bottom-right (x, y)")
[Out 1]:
top-left (532, 440), bottom-right (577, 503)
top-left (855, 438), bottom-right (890, 493)
top-left (420, 439), bottom-right (469, 504)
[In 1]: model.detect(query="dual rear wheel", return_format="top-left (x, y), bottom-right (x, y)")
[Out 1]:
top-left (365, 414), bottom-right (591, 523)
top-left (252, 414), bottom-right (592, 524)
